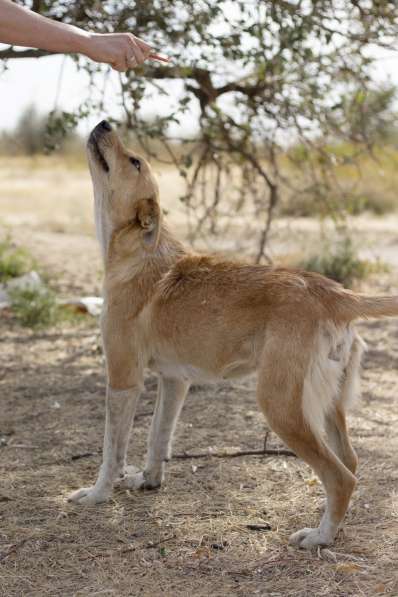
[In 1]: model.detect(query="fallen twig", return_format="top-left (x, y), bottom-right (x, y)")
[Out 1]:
top-left (7, 444), bottom-right (38, 449)
top-left (246, 523), bottom-right (272, 532)
top-left (70, 440), bottom-right (295, 463)
top-left (71, 452), bottom-right (98, 461)
top-left (174, 447), bottom-right (295, 459)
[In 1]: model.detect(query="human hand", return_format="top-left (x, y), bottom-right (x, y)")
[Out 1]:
top-left (82, 32), bottom-right (169, 71)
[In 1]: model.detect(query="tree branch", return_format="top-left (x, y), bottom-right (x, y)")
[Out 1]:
top-left (0, 47), bottom-right (59, 59)
top-left (1, 47), bottom-right (271, 109)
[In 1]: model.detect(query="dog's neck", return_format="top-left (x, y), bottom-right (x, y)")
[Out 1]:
top-left (102, 223), bottom-right (185, 316)
top-left (93, 188), bottom-right (113, 261)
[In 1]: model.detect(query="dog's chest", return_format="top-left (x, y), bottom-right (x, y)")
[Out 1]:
top-left (149, 349), bottom-right (258, 383)
top-left (149, 358), bottom-right (220, 383)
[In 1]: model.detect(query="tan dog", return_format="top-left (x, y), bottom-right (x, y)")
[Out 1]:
top-left (68, 120), bottom-right (398, 549)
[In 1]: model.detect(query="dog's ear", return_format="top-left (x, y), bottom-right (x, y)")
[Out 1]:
top-left (135, 197), bottom-right (161, 251)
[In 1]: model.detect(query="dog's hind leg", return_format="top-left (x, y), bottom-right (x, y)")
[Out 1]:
top-left (256, 321), bottom-right (357, 548)
top-left (122, 376), bottom-right (189, 490)
top-left (324, 334), bottom-right (363, 474)
top-left (324, 405), bottom-right (358, 475)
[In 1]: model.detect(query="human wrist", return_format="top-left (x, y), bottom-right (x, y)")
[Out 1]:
top-left (65, 24), bottom-right (91, 56)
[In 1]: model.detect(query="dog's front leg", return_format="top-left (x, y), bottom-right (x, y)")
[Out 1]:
top-left (122, 376), bottom-right (189, 490)
top-left (68, 384), bottom-right (142, 505)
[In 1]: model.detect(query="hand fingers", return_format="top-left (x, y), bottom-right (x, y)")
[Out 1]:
top-left (126, 34), bottom-right (169, 64)
top-left (126, 53), bottom-right (138, 69)
top-left (133, 35), bottom-right (152, 55)
top-left (149, 52), bottom-right (170, 63)
top-left (129, 44), bottom-right (145, 65)
top-left (112, 53), bottom-right (169, 71)
top-left (109, 33), bottom-right (170, 70)
top-left (111, 58), bottom-right (128, 72)
top-left (112, 64), bottom-right (127, 72)
top-left (128, 34), bottom-right (150, 63)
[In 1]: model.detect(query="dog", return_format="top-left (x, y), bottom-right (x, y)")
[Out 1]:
top-left (68, 119), bottom-right (398, 549)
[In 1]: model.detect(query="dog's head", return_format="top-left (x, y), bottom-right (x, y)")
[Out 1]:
top-left (87, 120), bottom-right (161, 256)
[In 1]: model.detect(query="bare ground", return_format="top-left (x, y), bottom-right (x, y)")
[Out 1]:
top-left (1, 152), bottom-right (398, 596)
top-left (0, 224), bottom-right (397, 597)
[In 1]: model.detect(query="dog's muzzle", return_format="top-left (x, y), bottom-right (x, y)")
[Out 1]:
top-left (88, 120), bottom-right (112, 173)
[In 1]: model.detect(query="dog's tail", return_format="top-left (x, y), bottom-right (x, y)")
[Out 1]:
top-left (331, 290), bottom-right (398, 322)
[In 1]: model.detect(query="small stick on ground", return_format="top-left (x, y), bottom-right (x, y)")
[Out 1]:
top-left (174, 447), bottom-right (295, 459)
top-left (71, 452), bottom-right (98, 461)
top-left (70, 442), bottom-right (295, 463)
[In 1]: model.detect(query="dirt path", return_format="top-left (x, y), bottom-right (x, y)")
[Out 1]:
top-left (1, 227), bottom-right (398, 596)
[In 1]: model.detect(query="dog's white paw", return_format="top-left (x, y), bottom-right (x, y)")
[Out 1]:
top-left (122, 465), bottom-right (141, 478)
top-left (289, 527), bottom-right (333, 549)
top-left (121, 471), bottom-right (146, 489)
top-left (67, 486), bottom-right (110, 505)
top-left (121, 470), bottom-right (162, 490)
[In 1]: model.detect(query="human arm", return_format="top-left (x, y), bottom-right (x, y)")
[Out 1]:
top-left (0, 0), bottom-right (168, 71)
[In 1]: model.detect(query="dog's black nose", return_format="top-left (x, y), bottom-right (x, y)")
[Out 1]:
top-left (98, 120), bottom-right (112, 132)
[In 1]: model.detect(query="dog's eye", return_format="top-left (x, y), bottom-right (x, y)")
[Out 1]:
top-left (129, 157), bottom-right (141, 171)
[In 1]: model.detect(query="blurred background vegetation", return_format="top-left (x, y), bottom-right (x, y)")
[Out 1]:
top-left (1, 0), bottom-right (398, 276)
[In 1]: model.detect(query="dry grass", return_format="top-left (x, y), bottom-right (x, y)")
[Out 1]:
top-left (2, 156), bottom-right (398, 266)
top-left (0, 157), bottom-right (398, 596)
top-left (0, 156), bottom-right (187, 238)
top-left (1, 301), bottom-right (397, 596)
top-left (280, 145), bottom-right (398, 217)
top-left (2, 142), bottom-right (397, 238)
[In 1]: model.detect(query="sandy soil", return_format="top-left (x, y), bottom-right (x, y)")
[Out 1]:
top-left (1, 159), bottom-right (398, 596)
